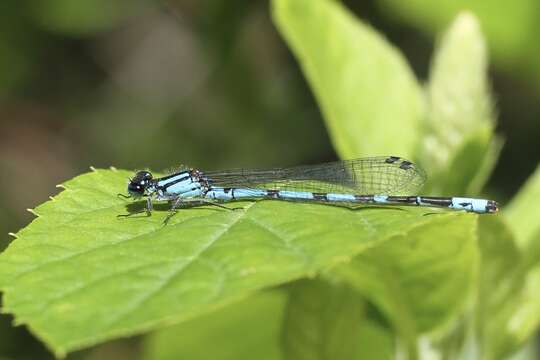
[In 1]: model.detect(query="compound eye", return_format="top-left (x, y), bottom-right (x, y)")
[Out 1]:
top-left (134, 170), bottom-right (153, 181)
top-left (128, 182), bottom-right (145, 196)
top-left (141, 171), bottom-right (153, 180)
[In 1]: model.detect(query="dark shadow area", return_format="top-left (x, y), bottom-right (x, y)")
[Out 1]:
top-left (0, 295), bottom-right (55, 360)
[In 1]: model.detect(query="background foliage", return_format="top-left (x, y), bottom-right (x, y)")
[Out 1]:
top-left (1, 0), bottom-right (540, 359)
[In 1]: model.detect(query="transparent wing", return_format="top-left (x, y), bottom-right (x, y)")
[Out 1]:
top-left (204, 156), bottom-right (426, 195)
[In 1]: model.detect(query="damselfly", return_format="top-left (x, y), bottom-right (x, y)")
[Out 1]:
top-left (119, 156), bottom-right (498, 223)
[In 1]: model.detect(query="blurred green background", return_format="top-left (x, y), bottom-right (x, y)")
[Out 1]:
top-left (1, 0), bottom-right (539, 358)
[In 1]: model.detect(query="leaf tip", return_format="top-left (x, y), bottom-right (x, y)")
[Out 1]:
top-left (454, 10), bottom-right (480, 28)
top-left (447, 11), bottom-right (484, 44)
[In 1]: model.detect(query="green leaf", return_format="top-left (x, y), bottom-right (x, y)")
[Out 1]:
top-left (505, 264), bottom-right (540, 357)
top-left (0, 168), bottom-right (459, 356)
top-left (476, 216), bottom-right (523, 359)
top-left (420, 12), bottom-right (498, 195)
top-left (475, 216), bottom-right (540, 359)
top-left (428, 128), bottom-right (502, 196)
top-left (272, 0), bottom-right (424, 159)
top-left (142, 290), bottom-right (286, 360)
top-left (281, 279), bottom-right (394, 360)
top-left (463, 133), bottom-right (503, 196)
top-left (428, 318), bottom-right (472, 360)
top-left (354, 317), bottom-right (395, 360)
top-left (330, 212), bottom-right (479, 357)
top-left (505, 165), bottom-right (540, 248)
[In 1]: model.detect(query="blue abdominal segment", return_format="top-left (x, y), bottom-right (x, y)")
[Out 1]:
top-left (326, 193), bottom-right (356, 202)
top-left (204, 188), bottom-right (267, 200)
top-left (449, 197), bottom-right (491, 214)
top-left (373, 195), bottom-right (389, 204)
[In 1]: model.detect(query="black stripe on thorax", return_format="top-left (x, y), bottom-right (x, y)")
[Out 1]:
top-left (158, 173), bottom-right (192, 190)
top-left (158, 171), bottom-right (190, 182)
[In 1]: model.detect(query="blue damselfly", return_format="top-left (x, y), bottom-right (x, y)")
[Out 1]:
top-left (119, 156), bottom-right (498, 223)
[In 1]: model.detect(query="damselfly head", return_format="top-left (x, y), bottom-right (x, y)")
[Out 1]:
top-left (128, 170), bottom-right (153, 197)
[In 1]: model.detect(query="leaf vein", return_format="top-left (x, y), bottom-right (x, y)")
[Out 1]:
top-left (99, 203), bottom-right (256, 331)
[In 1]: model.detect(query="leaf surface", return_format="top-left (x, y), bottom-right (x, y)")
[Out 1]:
top-left (281, 279), bottom-right (394, 360)
top-left (142, 290), bottom-right (286, 360)
top-left (330, 211), bottom-right (478, 357)
top-left (476, 216), bottom-right (540, 359)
